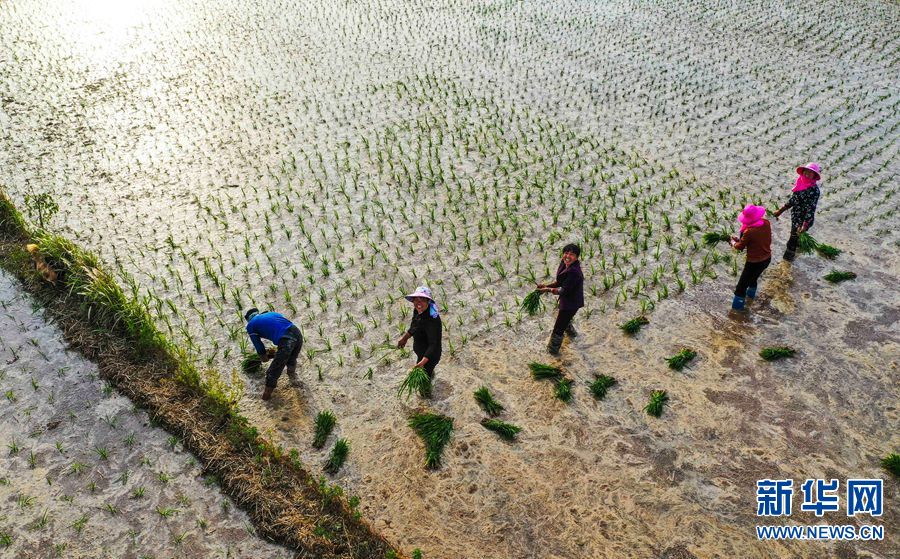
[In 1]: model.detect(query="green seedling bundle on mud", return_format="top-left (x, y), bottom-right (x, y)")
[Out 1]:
top-left (324, 439), bottom-right (349, 475)
top-left (481, 419), bottom-right (521, 441)
top-left (824, 270), bottom-right (856, 283)
top-left (665, 348), bottom-right (696, 371)
top-left (554, 377), bottom-right (574, 403)
top-left (797, 232), bottom-right (818, 254)
top-left (398, 367), bottom-right (432, 399)
top-left (408, 412), bottom-right (453, 470)
top-left (528, 362), bottom-right (563, 380)
top-left (883, 453), bottom-right (900, 478)
top-left (313, 410), bottom-right (336, 449)
top-left (644, 390), bottom-right (669, 418)
top-left (589, 375), bottom-right (617, 400)
top-left (473, 386), bottom-right (503, 416)
top-left (759, 346), bottom-right (796, 361)
top-left (619, 316), bottom-right (649, 335)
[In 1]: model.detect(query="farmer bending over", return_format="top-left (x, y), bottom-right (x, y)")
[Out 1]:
top-left (244, 308), bottom-right (303, 401)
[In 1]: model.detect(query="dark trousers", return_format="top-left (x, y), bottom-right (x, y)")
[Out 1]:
top-left (265, 326), bottom-right (303, 388)
top-left (734, 258), bottom-right (771, 297)
top-left (786, 227), bottom-right (800, 253)
top-left (415, 353), bottom-right (439, 378)
top-left (552, 309), bottom-right (578, 337)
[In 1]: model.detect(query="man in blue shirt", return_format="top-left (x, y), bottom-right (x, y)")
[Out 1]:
top-left (244, 308), bottom-right (303, 400)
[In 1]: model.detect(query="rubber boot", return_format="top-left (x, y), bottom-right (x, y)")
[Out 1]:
top-left (731, 295), bottom-right (746, 311)
top-left (262, 385), bottom-right (274, 401)
top-left (547, 333), bottom-right (564, 355)
top-left (746, 287), bottom-right (757, 299)
top-left (565, 323), bottom-right (578, 338)
top-left (783, 249), bottom-right (796, 262)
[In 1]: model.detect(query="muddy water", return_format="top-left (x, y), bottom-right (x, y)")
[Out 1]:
top-left (0, 270), bottom-right (290, 558)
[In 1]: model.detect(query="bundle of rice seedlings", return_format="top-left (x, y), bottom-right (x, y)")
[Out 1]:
top-left (882, 453), bottom-right (900, 477)
top-left (241, 352), bottom-right (263, 375)
top-left (589, 375), bottom-right (617, 400)
top-left (521, 290), bottom-right (544, 316)
top-left (473, 386), bottom-right (503, 416)
top-left (824, 270), bottom-right (856, 283)
top-left (665, 348), bottom-right (697, 371)
top-left (759, 346), bottom-right (796, 361)
top-left (644, 390), bottom-right (668, 417)
top-left (815, 243), bottom-right (841, 259)
top-left (324, 438), bottom-right (349, 474)
top-left (702, 231), bottom-right (730, 245)
top-left (397, 367), bottom-right (432, 399)
top-left (797, 232), bottom-right (818, 254)
top-left (554, 378), bottom-right (573, 403)
top-left (529, 362), bottom-right (562, 380)
top-left (312, 410), bottom-right (336, 449)
top-left (408, 412), bottom-right (454, 469)
top-left (481, 419), bottom-right (521, 441)
top-left (619, 316), bottom-right (649, 335)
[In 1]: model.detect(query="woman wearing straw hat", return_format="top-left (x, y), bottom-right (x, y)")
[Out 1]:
top-left (773, 162), bottom-right (822, 261)
top-left (729, 204), bottom-right (772, 311)
top-left (397, 286), bottom-right (442, 378)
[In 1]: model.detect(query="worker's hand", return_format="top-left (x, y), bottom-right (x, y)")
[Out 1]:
top-left (260, 352), bottom-right (272, 363)
top-left (772, 209), bottom-right (782, 219)
top-left (536, 283), bottom-right (546, 289)
top-left (397, 337), bottom-right (408, 349)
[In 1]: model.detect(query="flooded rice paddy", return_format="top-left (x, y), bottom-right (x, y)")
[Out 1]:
top-left (1, 0), bottom-right (898, 557)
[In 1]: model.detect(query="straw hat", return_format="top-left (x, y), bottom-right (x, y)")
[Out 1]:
top-left (404, 286), bottom-right (434, 302)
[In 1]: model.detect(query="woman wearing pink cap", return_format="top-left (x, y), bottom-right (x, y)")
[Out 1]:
top-left (397, 286), bottom-right (442, 377)
top-left (730, 205), bottom-right (772, 311)
top-left (773, 163), bottom-right (822, 261)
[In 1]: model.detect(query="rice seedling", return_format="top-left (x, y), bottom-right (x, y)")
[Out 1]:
top-left (324, 438), bottom-right (350, 474)
top-left (815, 243), bottom-right (841, 259)
top-left (156, 506), bottom-right (179, 518)
top-left (665, 348), bottom-right (697, 371)
top-left (473, 386), bottom-right (504, 416)
top-left (397, 367), bottom-right (432, 399)
top-left (132, 487), bottom-right (145, 499)
top-left (619, 315), bottom-right (649, 335)
top-left (882, 453), bottom-right (900, 477)
top-left (520, 290), bottom-right (544, 316)
top-left (481, 419), bottom-right (522, 441)
top-left (312, 410), bottom-right (336, 449)
top-left (0, 532), bottom-right (11, 547)
top-left (702, 231), bottom-right (730, 245)
top-left (644, 390), bottom-right (669, 417)
top-left (588, 374), bottom-right (617, 400)
top-left (71, 514), bottom-right (88, 534)
top-left (241, 351), bottom-right (263, 375)
top-left (759, 346), bottom-right (796, 361)
top-left (797, 232), bottom-right (818, 253)
top-left (408, 412), bottom-right (454, 469)
top-left (529, 362), bottom-right (563, 380)
top-left (554, 378), bottom-right (574, 403)
top-left (824, 270), bottom-right (857, 283)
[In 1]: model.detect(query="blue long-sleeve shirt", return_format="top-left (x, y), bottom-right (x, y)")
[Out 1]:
top-left (246, 312), bottom-right (294, 355)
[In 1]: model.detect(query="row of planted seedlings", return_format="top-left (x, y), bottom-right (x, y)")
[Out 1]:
top-left (0, 190), bottom-right (403, 557)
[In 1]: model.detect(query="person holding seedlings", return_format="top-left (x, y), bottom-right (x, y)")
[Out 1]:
top-left (729, 204), bottom-right (771, 311)
top-left (537, 243), bottom-right (584, 355)
top-left (397, 286), bottom-right (442, 378)
top-left (244, 308), bottom-right (303, 401)
top-left (772, 162), bottom-right (821, 261)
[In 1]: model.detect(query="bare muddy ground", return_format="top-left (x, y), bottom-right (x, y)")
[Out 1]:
top-left (0, 270), bottom-right (290, 558)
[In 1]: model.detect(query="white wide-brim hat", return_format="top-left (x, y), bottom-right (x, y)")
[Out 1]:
top-left (404, 285), bottom-right (434, 302)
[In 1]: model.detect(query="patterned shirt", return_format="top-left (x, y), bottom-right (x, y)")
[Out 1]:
top-left (786, 186), bottom-right (820, 229)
